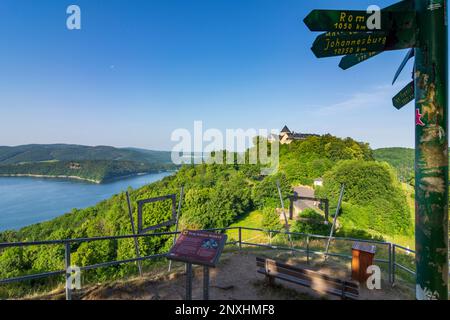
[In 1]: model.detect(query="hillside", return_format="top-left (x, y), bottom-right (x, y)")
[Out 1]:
top-left (373, 148), bottom-right (414, 183)
top-left (0, 135), bottom-right (412, 298)
top-left (0, 144), bottom-right (176, 183)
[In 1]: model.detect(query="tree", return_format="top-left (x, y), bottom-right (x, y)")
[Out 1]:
top-left (261, 208), bottom-right (282, 231)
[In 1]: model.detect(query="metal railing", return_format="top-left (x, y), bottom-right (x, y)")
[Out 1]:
top-left (0, 226), bottom-right (428, 300)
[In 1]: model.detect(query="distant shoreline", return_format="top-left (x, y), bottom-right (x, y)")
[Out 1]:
top-left (0, 173), bottom-right (102, 183)
top-left (0, 171), bottom-right (175, 184)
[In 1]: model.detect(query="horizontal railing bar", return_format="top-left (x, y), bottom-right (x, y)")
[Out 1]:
top-left (0, 254), bottom-right (171, 285)
top-left (241, 241), bottom-right (308, 254)
top-left (394, 263), bottom-right (415, 275)
top-left (0, 228), bottom-right (237, 249)
top-left (0, 270), bottom-right (65, 285)
top-left (0, 226), bottom-right (394, 249)
top-left (241, 241), bottom-right (390, 264)
top-left (242, 241), bottom-right (351, 260)
top-left (394, 244), bottom-right (416, 254)
top-left (238, 227), bottom-right (390, 245)
top-left (0, 231), bottom-right (179, 248)
top-left (80, 253), bottom-right (168, 271)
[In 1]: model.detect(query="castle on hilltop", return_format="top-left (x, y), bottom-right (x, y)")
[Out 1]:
top-left (269, 126), bottom-right (319, 145)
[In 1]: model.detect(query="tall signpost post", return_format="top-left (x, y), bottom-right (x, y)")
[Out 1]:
top-left (304, 0), bottom-right (448, 300)
top-left (414, 0), bottom-right (448, 300)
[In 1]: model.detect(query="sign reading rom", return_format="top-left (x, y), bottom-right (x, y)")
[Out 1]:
top-left (167, 230), bottom-right (227, 267)
top-left (304, 8), bottom-right (415, 33)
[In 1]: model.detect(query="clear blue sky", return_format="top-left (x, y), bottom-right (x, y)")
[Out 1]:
top-left (0, 0), bottom-right (428, 150)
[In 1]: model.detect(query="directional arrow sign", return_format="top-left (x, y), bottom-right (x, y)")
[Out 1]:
top-left (304, 9), bottom-right (415, 33)
top-left (339, 51), bottom-right (381, 70)
top-left (392, 80), bottom-right (414, 109)
top-left (311, 30), bottom-right (415, 58)
top-left (304, 0), bottom-right (415, 33)
top-left (392, 48), bottom-right (414, 84)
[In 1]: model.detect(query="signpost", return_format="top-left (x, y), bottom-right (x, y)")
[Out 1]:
top-left (414, 0), bottom-right (448, 300)
top-left (304, 0), bottom-right (448, 300)
top-left (167, 230), bottom-right (227, 300)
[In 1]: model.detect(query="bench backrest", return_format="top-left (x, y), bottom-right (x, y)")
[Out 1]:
top-left (256, 257), bottom-right (359, 299)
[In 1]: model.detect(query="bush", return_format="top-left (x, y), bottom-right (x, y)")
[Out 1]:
top-left (299, 208), bottom-right (323, 221)
top-left (252, 173), bottom-right (290, 209)
top-left (261, 208), bottom-right (282, 232)
top-left (318, 160), bottom-right (412, 235)
top-left (291, 220), bottom-right (331, 237)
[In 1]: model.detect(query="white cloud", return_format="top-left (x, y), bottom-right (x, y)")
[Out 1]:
top-left (311, 81), bottom-right (408, 116)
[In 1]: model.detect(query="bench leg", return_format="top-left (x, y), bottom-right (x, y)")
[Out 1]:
top-left (266, 275), bottom-right (275, 286)
top-left (340, 283), bottom-right (346, 300)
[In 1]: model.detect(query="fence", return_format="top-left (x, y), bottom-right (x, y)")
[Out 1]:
top-left (0, 226), bottom-right (437, 300)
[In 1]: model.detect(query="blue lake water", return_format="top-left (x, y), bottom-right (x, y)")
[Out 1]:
top-left (0, 172), bottom-right (173, 231)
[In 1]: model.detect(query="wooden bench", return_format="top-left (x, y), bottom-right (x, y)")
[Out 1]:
top-left (256, 257), bottom-right (359, 300)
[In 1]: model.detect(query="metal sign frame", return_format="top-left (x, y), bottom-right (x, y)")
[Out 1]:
top-left (137, 194), bottom-right (177, 234)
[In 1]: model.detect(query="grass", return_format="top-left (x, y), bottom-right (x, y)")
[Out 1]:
top-left (227, 210), bottom-right (264, 242)
top-left (227, 210), bottom-right (297, 244)
top-left (382, 183), bottom-right (415, 249)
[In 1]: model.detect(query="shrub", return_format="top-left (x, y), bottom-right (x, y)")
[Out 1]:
top-left (291, 220), bottom-right (331, 237)
top-left (299, 208), bottom-right (323, 221)
top-left (319, 160), bottom-right (412, 235)
top-left (261, 208), bottom-right (283, 232)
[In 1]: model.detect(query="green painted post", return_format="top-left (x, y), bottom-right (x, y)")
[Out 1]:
top-left (414, 0), bottom-right (449, 300)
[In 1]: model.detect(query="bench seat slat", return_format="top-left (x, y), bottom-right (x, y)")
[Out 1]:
top-left (257, 269), bottom-right (359, 300)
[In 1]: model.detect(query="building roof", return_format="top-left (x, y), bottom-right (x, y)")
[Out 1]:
top-left (281, 125), bottom-right (291, 133)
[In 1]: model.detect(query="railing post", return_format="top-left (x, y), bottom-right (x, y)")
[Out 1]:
top-left (64, 242), bottom-right (72, 301)
top-left (186, 263), bottom-right (193, 300)
top-left (392, 245), bottom-right (396, 285)
top-left (238, 227), bottom-right (242, 250)
top-left (306, 236), bottom-right (310, 265)
top-left (388, 243), bottom-right (393, 285)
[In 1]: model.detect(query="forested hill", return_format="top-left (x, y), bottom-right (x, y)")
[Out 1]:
top-left (373, 148), bottom-right (414, 183)
top-left (0, 144), bottom-right (172, 164)
top-left (0, 144), bottom-right (176, 183)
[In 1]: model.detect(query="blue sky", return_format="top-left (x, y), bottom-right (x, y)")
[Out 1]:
top-left (0, 0), bottom-right (425, 150)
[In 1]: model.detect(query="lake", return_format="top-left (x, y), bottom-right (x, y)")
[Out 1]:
top-left (0, 172), bottom-right (173, 231)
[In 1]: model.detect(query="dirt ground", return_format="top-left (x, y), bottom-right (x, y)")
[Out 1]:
top-left (32, 249), bottom-right (414, 300)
